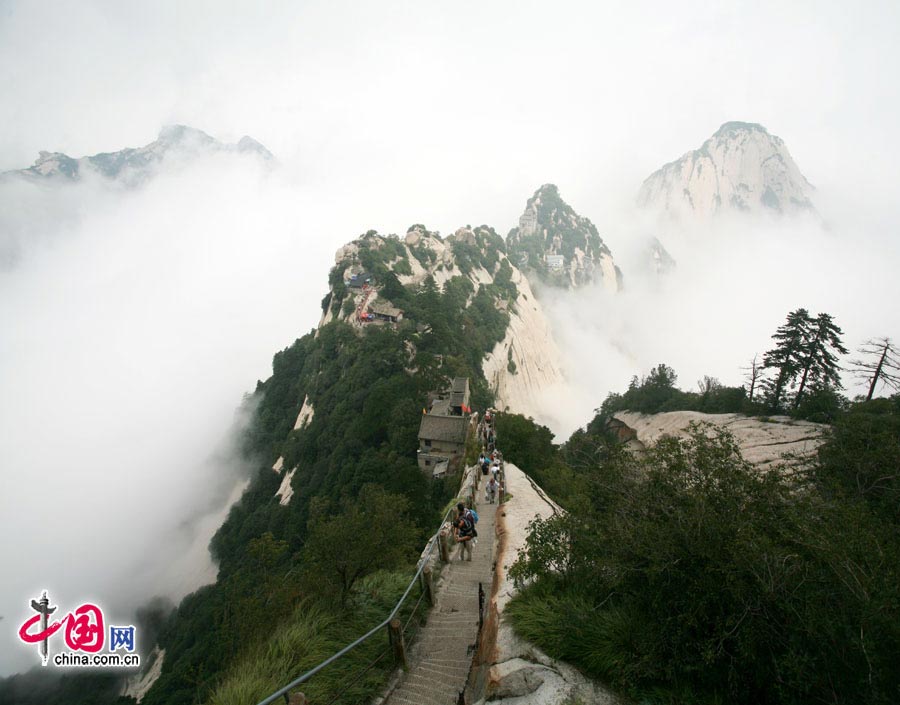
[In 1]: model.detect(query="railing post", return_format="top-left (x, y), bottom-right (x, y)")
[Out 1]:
top-left (388, 618), bottom-right (408, 669)
top-left (439, 529), bottom-right (450, 563)
top-left (423, 565), bottom-right (435, 606)
top-left (478, 582), bottom-right (485, 630)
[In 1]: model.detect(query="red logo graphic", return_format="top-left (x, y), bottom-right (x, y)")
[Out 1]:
top-left (18, 592), bottom-right (105, 664)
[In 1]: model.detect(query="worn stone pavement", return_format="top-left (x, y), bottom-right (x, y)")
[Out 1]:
top-left (385, 488), bottom-right (497, 705)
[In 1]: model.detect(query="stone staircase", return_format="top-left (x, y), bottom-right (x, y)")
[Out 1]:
top-left (386, 492), bottom-right (497, 705)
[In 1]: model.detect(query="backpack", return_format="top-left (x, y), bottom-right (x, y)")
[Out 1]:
top-left (459, 514), bottom-right (477, 538)
top-left (468, 508), bottom-right (479, 524)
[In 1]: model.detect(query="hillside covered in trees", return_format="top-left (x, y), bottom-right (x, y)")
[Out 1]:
top-left (500, 309), bottom-right (900, 705)
top-left (0, 225), bottom-right (520, 705)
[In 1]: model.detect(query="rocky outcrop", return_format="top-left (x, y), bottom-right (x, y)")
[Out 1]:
top-left (275, 467), bottom-right (297, 505)
top-left (2, 125), bottom-right (273, 186)
top-left (293, 394), bottom-right (315, 430)
top-left (474, 463), bottom-right (621, 705)
top-left (612, 410), bottom-right (828, 469)
top-left (508, 184), bottom-right (621, 291)
top-left (326, 225), bottom-right (565, 423)
top-left (120, 647), bottom-right (165, 703)
top-left (638, 121), bottom-right (814, 220)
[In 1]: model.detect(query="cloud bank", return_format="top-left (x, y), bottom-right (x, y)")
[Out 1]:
top-left (0, 154), bottom-right (343, 674)
top-left (537, 195), bottom-right (900, 437)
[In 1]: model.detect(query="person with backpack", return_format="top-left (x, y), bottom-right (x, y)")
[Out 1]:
top-left (455, 501), bottom-right (477, 561)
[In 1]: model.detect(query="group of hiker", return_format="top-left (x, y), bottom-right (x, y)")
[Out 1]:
top-left (453, 409), bottom-right (503, 561)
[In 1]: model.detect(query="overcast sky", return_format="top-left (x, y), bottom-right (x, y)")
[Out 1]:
top-left (3, 0), bottom-right (900, 230)
top-left (2, 0), bottom-right (899, 676)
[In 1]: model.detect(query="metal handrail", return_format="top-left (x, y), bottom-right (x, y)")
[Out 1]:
top-left (256, 483), bottom-right (466, 705)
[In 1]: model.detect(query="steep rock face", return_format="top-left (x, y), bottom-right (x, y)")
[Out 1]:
top-left (637, 122), bottom-right (814, 220)
top-left (507, 184), bottom-right (621, 291)
top-left (612, 410), bottom-right (828, 469)
top-left (482, 268), bottom-right (564, 419)
top-left (322, 225), bottom-right (565, 423)
top-left (3, 125), bottom-right (273, 186)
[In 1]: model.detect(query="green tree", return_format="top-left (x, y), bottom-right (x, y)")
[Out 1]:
top-left (303, 485), bottom-right (420, 605)
top-left (762, 308), bottom-right (813, 410)
top-left (793, 312), bottom-right (848, 408)
top-left (509, 424), bottom-right (900, 704)
top-left (814, 396), bottom-right (900, 523)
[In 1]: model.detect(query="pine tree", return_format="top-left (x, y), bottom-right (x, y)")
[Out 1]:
top-left (761, 309), bottom-right (848, 411)
top-left (762, 308), bottom-right (813, 411)
top-left (793, 312), bottom-right (848, 408)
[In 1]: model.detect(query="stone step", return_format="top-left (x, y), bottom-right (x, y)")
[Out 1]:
top-left (384, 479), bottom-right (498, 705)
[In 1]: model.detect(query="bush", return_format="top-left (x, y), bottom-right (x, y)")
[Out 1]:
top-left (509, 424), bottom-right (900, 704)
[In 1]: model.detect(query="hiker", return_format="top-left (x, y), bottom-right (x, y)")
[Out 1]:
top-left (454, 502), bottom-right (476, 561)
top-left (485, 476), bottom-right (498, 504)
top-left (491, 462), bottom-right (500, 482)
top-left (481, 456), bottom-right (491, 475)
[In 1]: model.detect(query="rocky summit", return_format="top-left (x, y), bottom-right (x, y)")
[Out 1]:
top-left (637, 121), bottom-right (814, 220)
top-left (507, 184), bottom-right (622, 290)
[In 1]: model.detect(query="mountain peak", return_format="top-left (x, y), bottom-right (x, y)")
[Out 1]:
top-left (508, 184), bottom-right (621, 291)
top-left (638, 121), bottom-right (813, 219)
top-left (157, 124), bottom-right (216, 146)
top-left (236, 135), bottom-right (274, 160)
top-left (713, 121), bottom-right (769, 137)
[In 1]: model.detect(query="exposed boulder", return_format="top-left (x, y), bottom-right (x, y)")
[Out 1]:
top-left (612, 410), bottom-right (828, 469)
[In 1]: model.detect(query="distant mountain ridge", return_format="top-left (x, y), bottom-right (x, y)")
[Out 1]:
top-left (3, 125), bottom-right (273, 186)
top-left (638, 121), bottom-right (814, 219)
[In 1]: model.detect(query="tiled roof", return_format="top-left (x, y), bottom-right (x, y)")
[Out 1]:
top-left (419, 414), bottom-right (468, 444)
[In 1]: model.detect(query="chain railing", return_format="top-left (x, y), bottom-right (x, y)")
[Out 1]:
top-left (256, 467), bottom-right (475, 705)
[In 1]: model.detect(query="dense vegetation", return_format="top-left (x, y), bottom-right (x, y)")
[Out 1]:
top-left (502, 308), bottom-right (900, 703)
top-left (140, 236), bottom-right (513, 705)
top-left (506, 389), bottom-right (900, 704)
top-left (0, 231), bottom-right (515, 705)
